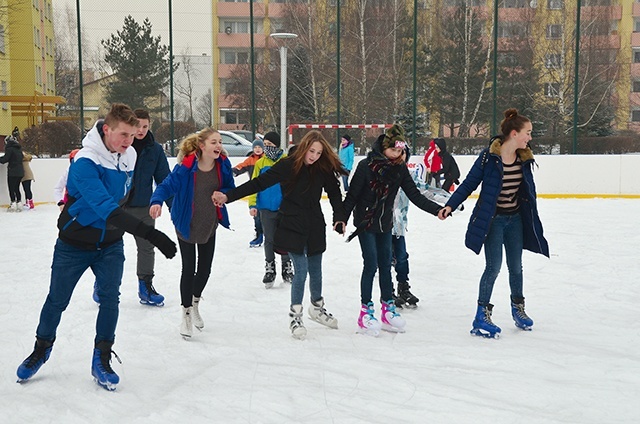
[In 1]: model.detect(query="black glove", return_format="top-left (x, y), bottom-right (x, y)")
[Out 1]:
top-left (145, 229), bottom-right (177, 259)
top-left (232, 168), bottom-right (241, 177)
top-left (334, 222), bottom-right (345, 235)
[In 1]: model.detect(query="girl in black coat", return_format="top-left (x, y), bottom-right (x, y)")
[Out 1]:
top-left (343, 124), bottom-right (443, 336)
top-left (214, 130), bottom-right (347, 340)
top-left (0, 135), bottom-right (25, 211)
top-left (433, 138), bottom-right (460, 192)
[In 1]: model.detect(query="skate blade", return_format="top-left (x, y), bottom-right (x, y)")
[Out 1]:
top-left (309, 317), bottom-right (338, 329)
top-left (403, 304), bottom-right (418, 310)
top-left (94, 378), bottom-right (117, 391)
top-left (470, 328), bottom-right (500, 339)
top-left (249, 244), bottom-right (263, 248)
top-left (356, 327), bottom-right (380, 337)
top-left (381, 323), bottom-right (406, 333)
top-left (263, 283), bottom-right (274, 289)
top-left (292, 329), bottom-right (307, 340)
top-left (139, 299), bottom-right (164, 307)
top-left (514, 323), bottom-right (532, 331)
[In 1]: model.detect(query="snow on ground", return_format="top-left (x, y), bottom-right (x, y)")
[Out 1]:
top-left (0, 199), bottom-right (638, 424)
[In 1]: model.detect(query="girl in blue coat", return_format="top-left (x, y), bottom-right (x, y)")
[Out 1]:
top-left (440, 109), bottom-right (549, 339)
top-left (150, 128), bottom-right (235, 339)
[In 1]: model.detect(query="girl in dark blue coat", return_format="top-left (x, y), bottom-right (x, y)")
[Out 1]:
top-left (440, 109), bottom-right (549, 339)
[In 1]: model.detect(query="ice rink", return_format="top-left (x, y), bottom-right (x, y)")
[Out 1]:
top-left (1, 198), bottom-right (638, 423)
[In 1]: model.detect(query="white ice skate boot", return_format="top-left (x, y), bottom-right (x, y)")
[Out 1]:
top-left (357, 302), bottom-right (382, 337)
top-left (380, 299), bottom-right (406, 333)
top-left (180, 306), bottom-right (193, 338)
top-left (308, 297), bottom-right (338, 329)
top-left (289, 304), bottom-right (307, 340)
top-left (192, 296), bottom-right (204, 330)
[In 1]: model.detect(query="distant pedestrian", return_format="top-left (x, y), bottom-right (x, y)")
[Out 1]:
top-left (0, 135), bottom-right (24, 212)
top-left (339, 134), bottom-right (354, 191)
top-left (21, 152), bottom-right (36, 210)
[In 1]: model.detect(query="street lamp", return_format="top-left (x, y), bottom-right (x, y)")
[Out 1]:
top-left (270, 32), bottom-right (298, 147)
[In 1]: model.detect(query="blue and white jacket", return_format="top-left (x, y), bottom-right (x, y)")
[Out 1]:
top-left (57, 121), bottom-right (137, 249)
top-left (150, 153), bottom-right (234, 240)
top-left (445, 139), bottom-right (549, 257)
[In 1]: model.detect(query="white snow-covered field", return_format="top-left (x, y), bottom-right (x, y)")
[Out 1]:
top-left (0, 199), bottom-right (638, 424)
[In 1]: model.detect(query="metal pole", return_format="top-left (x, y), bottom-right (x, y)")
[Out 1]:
top-left (491, 0), bottom-right (498, 135)
top-left (169, 0), bottom-right (175, 155)
top-left (336, 0), bottom-right (341, 149)
top-left (280, 45), bottom-right (287, 147)
top-left (76, 0), bottom-right (84, 139)
top-left (250, 0), bottom-right (256, 138)
top-left (412, 0), bottom-right (418, 154)
top-left (572, 0), bottom-right (581, 154)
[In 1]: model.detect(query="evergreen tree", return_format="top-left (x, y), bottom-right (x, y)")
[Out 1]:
top-left (393, 90), bottom-right (428, 142)
top-left (102, 16), bottom-right (177, 110)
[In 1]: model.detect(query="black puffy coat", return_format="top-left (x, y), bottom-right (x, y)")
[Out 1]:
top-left (226, 157), bottom-right (346, 255)
top-left (0, 137), bottom-right (25, 178)
top-left (343, 136), bottom-right (441, 234)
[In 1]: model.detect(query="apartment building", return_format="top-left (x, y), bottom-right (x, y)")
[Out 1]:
top-left (0, 0), bottom-right (61, 136)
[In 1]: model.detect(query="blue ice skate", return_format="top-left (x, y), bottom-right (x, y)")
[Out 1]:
top-left (138, 278), bottom-right (165, 307)
top-left (249, 233), bottom-right (263, 248)
top-left (470, 304), bottom-right (501, 339)
top-left (92, 341), bottom-right (121, 391)
top-left (511, 300), bottom-right (533, 331)
top-left (16, 338), bottom-right (54, 383)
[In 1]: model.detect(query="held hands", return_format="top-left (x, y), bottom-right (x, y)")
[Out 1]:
top-left (249, 208), bottom-right (258, 217)
top-left (333, 221), bottom-right (346, 235)
top-left (438, 206), bottom-right (453, 220)
top-left (212, 191), bottom-right (228, 207)
top-left (149, 204), bottom-right (162, 219)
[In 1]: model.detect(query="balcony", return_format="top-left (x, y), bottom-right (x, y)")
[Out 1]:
top-left (216, 2), bottom-right (267, 18)
top-left (216, 33), bottom-right (269, 49)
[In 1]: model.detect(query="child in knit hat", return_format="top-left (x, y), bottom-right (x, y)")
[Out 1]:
top-left (232, 138), bottom-right (266, 247)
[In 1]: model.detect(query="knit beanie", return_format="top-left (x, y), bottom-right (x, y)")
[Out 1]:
top-left (381, 124), bottom-right (407, 150)
top-left (252, 138), bottom-right (264, 149)
top-left (263, 131), bottom-right (280, 148)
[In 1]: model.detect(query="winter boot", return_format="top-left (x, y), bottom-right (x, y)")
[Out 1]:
top-left (397, 281), bottom-right (419, 309)
top-left (357, 302), bottom-right (382, 337)
top-left (308, 297), bottom-right (338, 329)
top-left (511, 297), bottom-right (534, 331)
top-left (380, 299), bottom-right (406, 333)
top-left (471, 303), bottom-right (502, 338)
top-left (263, 260), bottom-right (276, 288)
top-left (92, 281), bottom-right (100, 304)
top-left (15, 201), bottom-right (23, 212)
top-left (249, 232), bottom-right (263, 248)
top-left (27, 199), bottom-right (35, 209)
top-left (91, 340), bottom-right (121, 391)
top-left (192, 296), bottom-right (204, 330)
top-left (7, 202), bottom-right (17, 212)
top-left (282, 259), bottom-right (294, 284)
top-left (289, 304), bottom-right (307, 340)
top-left (16, 337), bottom-right (54, 382)
top-left (138, 277), bottom-right (165, 306)
top-left (180, 306), bottom-right (193, 338)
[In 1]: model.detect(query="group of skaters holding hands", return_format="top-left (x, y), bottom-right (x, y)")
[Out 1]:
top-left (15, 103), bottom-right (548, 391)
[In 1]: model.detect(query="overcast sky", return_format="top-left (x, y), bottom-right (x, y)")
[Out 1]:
top-left (60, 0), bottom-right (212, 55)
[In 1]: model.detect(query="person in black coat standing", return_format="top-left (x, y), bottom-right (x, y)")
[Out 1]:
top-left (213, 130), bottom-right (347, 340)
top-left (1, 135), bottom-right (25, 211)
top-left (343, 124), bottom-right (444, 336)
top-left (433, 138), bottom-right (460, 192)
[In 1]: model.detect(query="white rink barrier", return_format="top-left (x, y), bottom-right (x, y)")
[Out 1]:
top-left (1, 154), bottom-right (639, 206)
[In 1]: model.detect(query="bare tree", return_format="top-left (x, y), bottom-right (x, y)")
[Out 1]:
top-left (195, 89), bottom-right (212, 128)
top-left (175, 47), bottom-right (200, 122)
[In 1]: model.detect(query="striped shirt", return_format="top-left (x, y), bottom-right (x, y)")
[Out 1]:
top-left (496, 158), bottom-right (522, 215)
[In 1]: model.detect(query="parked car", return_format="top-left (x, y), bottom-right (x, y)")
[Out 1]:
top-left (230, 130), bottom-right (263, 142)
top-left (219, 130), bottom-right (254, 156)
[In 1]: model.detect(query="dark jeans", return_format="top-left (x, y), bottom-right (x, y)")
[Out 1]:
top-left (7, 175), bottom-right (22, 202)
top-left (342, 174), bottom-right (350, 191)
top-left (391, 235), bottom-right (409, 283)
top-left (21, 180), bottom-right (33, 200)
top-left (36, 239), bottom-right (124, 343)
top-left (254, 213), bottom-right (263, 236)
top-left (357, 231), bottom-right (393, 305)
top-left (478, 213), bottom-right (524, 306)
top-left (178, 234), bottom-right (216, 307)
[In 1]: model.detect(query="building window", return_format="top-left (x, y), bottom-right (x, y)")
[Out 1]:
top-left (545, 53), bottom-right (562, 68)
top-left (546, 24), bottom-right (563, 39)
top-left (0, 25), bottom-right (5, 54)
top-left (634, 50), bottom-right (640, 63)
top-left (545, 82), bottom-right (560, 97)
top-left (222, 49), bottom-right (262, 65)
top-left (498, 52), bottom-right (519, 67)
top-left (582, 0), bottom-right (611, 5)
top-left (221, 20), bottom-right (263, 34)
top-left (499, 0), bottom-right (529, 7)
top-left (498, 22), bottom-right (529, 38)
top-left (547, 0), bottom-right (563, 9)
top-left (633, 81), bottom-right (640, 93)
top-left (632, 110), bottom-right (640, 122)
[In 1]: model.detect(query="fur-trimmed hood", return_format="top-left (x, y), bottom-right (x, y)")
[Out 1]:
top-left (489, 137), bottom-right (534, 163)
